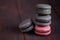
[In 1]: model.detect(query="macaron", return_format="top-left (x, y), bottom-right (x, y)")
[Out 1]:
top-left (36, 4), bottom-right (51, 15)
top-left (35, 15), bottom-right (51, 23)
top-left (19, 19), bottom-right (33, 32)
top-left (34, 20), bottom-right (51, 26)
top-left (35, 25), bottom-right (51, 35)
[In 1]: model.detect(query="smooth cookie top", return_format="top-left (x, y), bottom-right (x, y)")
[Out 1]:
top-left (36, 4), bottom-right (51, 8)
top-left (19, 19), bottom-right (32, 29)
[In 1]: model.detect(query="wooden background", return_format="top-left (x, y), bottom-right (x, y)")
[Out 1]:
top-left (0, 0), bottom-right (60, 40)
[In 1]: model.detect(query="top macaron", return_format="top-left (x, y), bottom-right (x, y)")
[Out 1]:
top-left (36, 4), bottom-right (51, 15)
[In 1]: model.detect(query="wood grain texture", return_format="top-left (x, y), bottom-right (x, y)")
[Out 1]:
top-left (0, 0), bottom-right (21, 31)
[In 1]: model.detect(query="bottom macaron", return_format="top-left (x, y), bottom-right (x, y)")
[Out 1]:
top-left (35, 25), bottom-right (51, 35)
top-left (35, 25), bottom-right (51, 32)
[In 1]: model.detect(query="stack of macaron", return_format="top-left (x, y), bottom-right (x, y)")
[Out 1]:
top-left (18, 4), bottom-right (52, 36)
top-left (19, 19), bottom-right (33, 32)
top-left (34, 4), bottom-right (51, 36)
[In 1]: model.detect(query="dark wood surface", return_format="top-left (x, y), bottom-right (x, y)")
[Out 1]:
top-left (0, 0), bottom-right (60, 40)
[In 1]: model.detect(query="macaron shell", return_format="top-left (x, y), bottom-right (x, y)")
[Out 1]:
top-left (35, 25), bottom-right (51, 32)
top-left (20, 25), bottom-right (33, 32)
top-left (35, 30), bottom-right (51, 36)
top-left (36, 4), bottom-right (51, 14)
top-left (34, 20), bottom-right (51, 26)
top-left (36, 4), bottom-right (51, 8)
top-left (19, 19), bottom-right (32, 29)
top-left (35, 15), bottom-right (51, 21)
top-left (35, 15), bottom-right (51, 23)
top-left (35, 30), bottom-right (50, 33)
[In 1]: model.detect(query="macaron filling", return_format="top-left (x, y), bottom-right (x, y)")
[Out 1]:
top-left (36, 8), bottom-right (51, 12)
top-left (35, 19), bottom-right (50, 23)
top-left (20, 23), bottom-right (33, 30)
top-left (36, 8), bottom-right (51, 14)
top-left (20, 25), bottom-right (33, 32)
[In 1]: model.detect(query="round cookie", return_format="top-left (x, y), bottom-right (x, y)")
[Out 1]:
top-left (35, 15), bottom-right (51, 23)
top-left (35, 25), bottom-right (51, 32)
top-left (34, 20), bottom-right (51, 26)
top-left (35, 25), bottom-right (51, 35)
top-left (19, 19), bottom-right (33, 32)
top-left (36, 4), bottom-right (51, 15)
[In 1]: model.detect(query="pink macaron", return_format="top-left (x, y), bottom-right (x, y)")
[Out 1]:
top-left (35, 25), bottom-right (51, 35)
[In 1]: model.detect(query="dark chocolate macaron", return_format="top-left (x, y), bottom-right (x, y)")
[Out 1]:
top-left (36, 4), bottom-right (51, 15)
top-left (34, 20), bottom-right (51, 26)
top-left (35, 15), bottom-right (51, 23)
top-left (19, 19), bottom-right (33, 32)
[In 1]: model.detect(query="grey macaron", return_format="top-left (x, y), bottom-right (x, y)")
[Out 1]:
top-left (36, 4), bottom-right (51, 14)
top-left (19, 19), bottom-right (33, 32)
top-left (34, 20), bottom-right (51, 26)
top-left (35, 15), bottom-right (51, 23)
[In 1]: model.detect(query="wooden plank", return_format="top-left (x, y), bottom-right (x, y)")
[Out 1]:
top-left (22, 30), bottom-right (52, 40)
top-left (23, 31), bottom-right (60, 40)
top-left (19, 32), bottom-right (25, 40)
top-left (0, 0), bottom-right (21, 30)
top-left (0, 29), bottom-right (24, 40)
